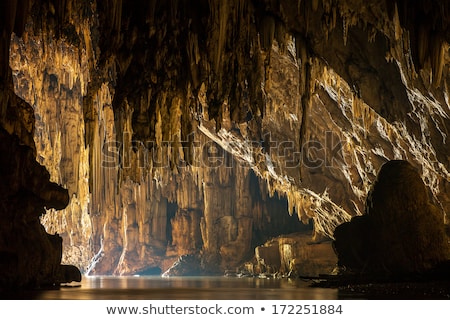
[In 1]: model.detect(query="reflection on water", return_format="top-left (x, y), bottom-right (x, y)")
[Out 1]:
top-left (2, 276), bottom-right (340, 300)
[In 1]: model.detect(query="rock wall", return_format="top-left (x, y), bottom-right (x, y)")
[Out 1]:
top-left (3, 0), bottom-right (450, 277)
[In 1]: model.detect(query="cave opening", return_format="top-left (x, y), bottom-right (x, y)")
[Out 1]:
top-left (248, 170), bottom-right (312, 250)
top-left (137, 266), bottom-right (162, 276)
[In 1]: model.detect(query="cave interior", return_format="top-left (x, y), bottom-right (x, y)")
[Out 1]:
top-left (0, 0), bottom-right (449, 288)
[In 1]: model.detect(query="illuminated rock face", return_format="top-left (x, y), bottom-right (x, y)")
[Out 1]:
top-left (1, 0), bottom-right (449, 280)
top-left (250, 232), bottom-right (337, 277)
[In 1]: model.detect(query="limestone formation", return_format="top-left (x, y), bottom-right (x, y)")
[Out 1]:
top-left (244, 232), bottom-right (337, 278)
top-left (0, 0), bottom-right (449, 283)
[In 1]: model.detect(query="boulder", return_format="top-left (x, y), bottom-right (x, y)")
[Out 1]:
top-left (333, 160), bottom-right (450, 275)
top-left (240, 232), bottom-right (337, 277)
top-left (333, 215), bottom-right (371, 272)
top-left (56, 265), bottom-right (82, 284)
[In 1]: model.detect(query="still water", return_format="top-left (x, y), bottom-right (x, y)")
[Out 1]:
top-left (4, 276), bottom-right (344, 300)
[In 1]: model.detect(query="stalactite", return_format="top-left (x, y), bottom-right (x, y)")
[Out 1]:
top-left (312, 0), bottom-right (319, 12)
top-left (417, 24), bottom-right (429, 68)
top-left (260, 15), bottom-right (275, 51)
top-left (110, 0), bottom-right (122, 39)
top-left (212, 0), bottom-right (229, 74)
top-left (274, 19), bottom-right (287, 52)
top-left (298, 51), bottom-right (313, 182)
top-left (430, 34), bottom-right (445, 87)
top-left (187, 32), bottom-right (200, 90)
top-left (393, 2), bottom-right (402, 41)
top-left (342, 15), bottom-right (348, 46)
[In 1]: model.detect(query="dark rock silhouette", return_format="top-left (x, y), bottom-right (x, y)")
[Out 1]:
top-left (0, 127), bottom-right (72, 288)
top-left (333, 160), bottom-right (450, 275)
top-left (57, 265), bottom-right (82, 284)
top-left (333, 215), bottom-right (371, 272)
